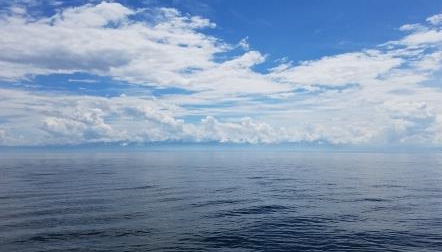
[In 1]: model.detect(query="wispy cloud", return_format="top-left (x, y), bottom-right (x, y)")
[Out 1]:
top-left (68, 79), bottom-right (99, 83)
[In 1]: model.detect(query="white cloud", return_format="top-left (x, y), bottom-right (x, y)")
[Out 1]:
top-left (427, 13), bottom-right (442, 25)
top-left (399, 23), bottom-right (425, 31)
top-left (52, 2), bottom-right (134, 28)
top-left (401, 30), bottom-right (442, 46)
top-left (1, 85), bottom-right (441, 146)
top-left (0, 128), bottom-right (6, 144)
top-left (0, 2), bottom-right (224, 87)
top-left (270, 50), bottom-right (403, 87)
top-left (1, 2), bottom-right (442, 146)
top-left (238, 37), bottom-right (250, 50)
top-left (68, 78), bottom-right (99, 83)
top-left (0, 88), bottom-right (290, 145)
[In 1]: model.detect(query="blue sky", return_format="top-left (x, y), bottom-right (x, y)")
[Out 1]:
top-left (160, 0), bottom-right (442, 60)
top-left (1, 0), bottom-right (442, 146)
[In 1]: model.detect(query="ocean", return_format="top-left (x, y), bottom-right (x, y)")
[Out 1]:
top-left (1, 150), bottom-right (442, 251)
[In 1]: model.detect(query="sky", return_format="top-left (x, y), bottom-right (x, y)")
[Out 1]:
top-left (1, 0), bottom-right (442, 147)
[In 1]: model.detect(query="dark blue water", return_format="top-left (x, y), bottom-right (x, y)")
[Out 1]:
top-left (1, 151), bottom-right (442, 251)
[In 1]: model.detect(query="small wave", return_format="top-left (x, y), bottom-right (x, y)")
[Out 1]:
top-left (360, 198), bottom-right (392, 202)
top-left (371, 184), bottom-right (406, 189)
top-left (191, 199), bottom-right (246, 208)
top-left (13, 228), bottom-right (152, 244)
top-left (113, 185), bottom-right (155, 191)
top-left (211, 186), bottom-right (241, 193)
top-left (18, 231), bottom-right (105, 243)
top-left (210, 204), bottom-right (289, 217)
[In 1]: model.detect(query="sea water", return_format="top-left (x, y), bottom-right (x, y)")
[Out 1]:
top-left (1, 151), bottom-right (442, 251)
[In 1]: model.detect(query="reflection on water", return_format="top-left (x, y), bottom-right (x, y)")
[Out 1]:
top-left (1, 151), bottom-right (442, 251)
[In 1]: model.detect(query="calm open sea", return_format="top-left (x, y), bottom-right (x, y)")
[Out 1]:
top-left (1, 150), bottom-right (442, 251)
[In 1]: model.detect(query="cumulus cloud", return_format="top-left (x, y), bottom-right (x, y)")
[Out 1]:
top-left (0, 2), bottom-right (295, 97)
top-left (0, 3), bottom-right (221, 85)
top-left (1, 86), bottom-right (441, 146)
top-left (1, 2), bottom-right (442, 146)
top-left (0, 88), bottom-right (287, 145)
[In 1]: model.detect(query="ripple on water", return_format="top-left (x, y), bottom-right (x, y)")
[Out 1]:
top-left (1, 152), bottom-right (442, 251)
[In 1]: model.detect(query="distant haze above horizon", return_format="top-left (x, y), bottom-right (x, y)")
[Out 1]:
top-left (1, 0), bottom-right (442, 147)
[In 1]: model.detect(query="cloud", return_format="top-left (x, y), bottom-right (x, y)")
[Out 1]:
top-left (427, 13), bottom-right (442, 25)
top-left (41, 108), bottom-right (115, 143)
top-left (1, 2), bottom-right (442, 146)
top-left (0, 128), bottom-right (6, 144)
top-left (0, 2), bottom-right (292, 97)
top-left (1, 85), bottom-right (441, 146)
top-left (0, 88), bottom-right (289, 145)
top-left (269, 50), bottom-right (403, 87)
top-left (68, 78), bottom-right (99, 83)
top-left (0, 2), bottom-right (224, 87)
top-left (238, 37), bottom-right (250, 50)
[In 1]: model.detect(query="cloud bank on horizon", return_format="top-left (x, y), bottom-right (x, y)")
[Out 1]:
top-left (1, 1), bottom-right (442, 146)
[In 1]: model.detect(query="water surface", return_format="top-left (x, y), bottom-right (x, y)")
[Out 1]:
top-left (1, 151), bottom-right (442, 251)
